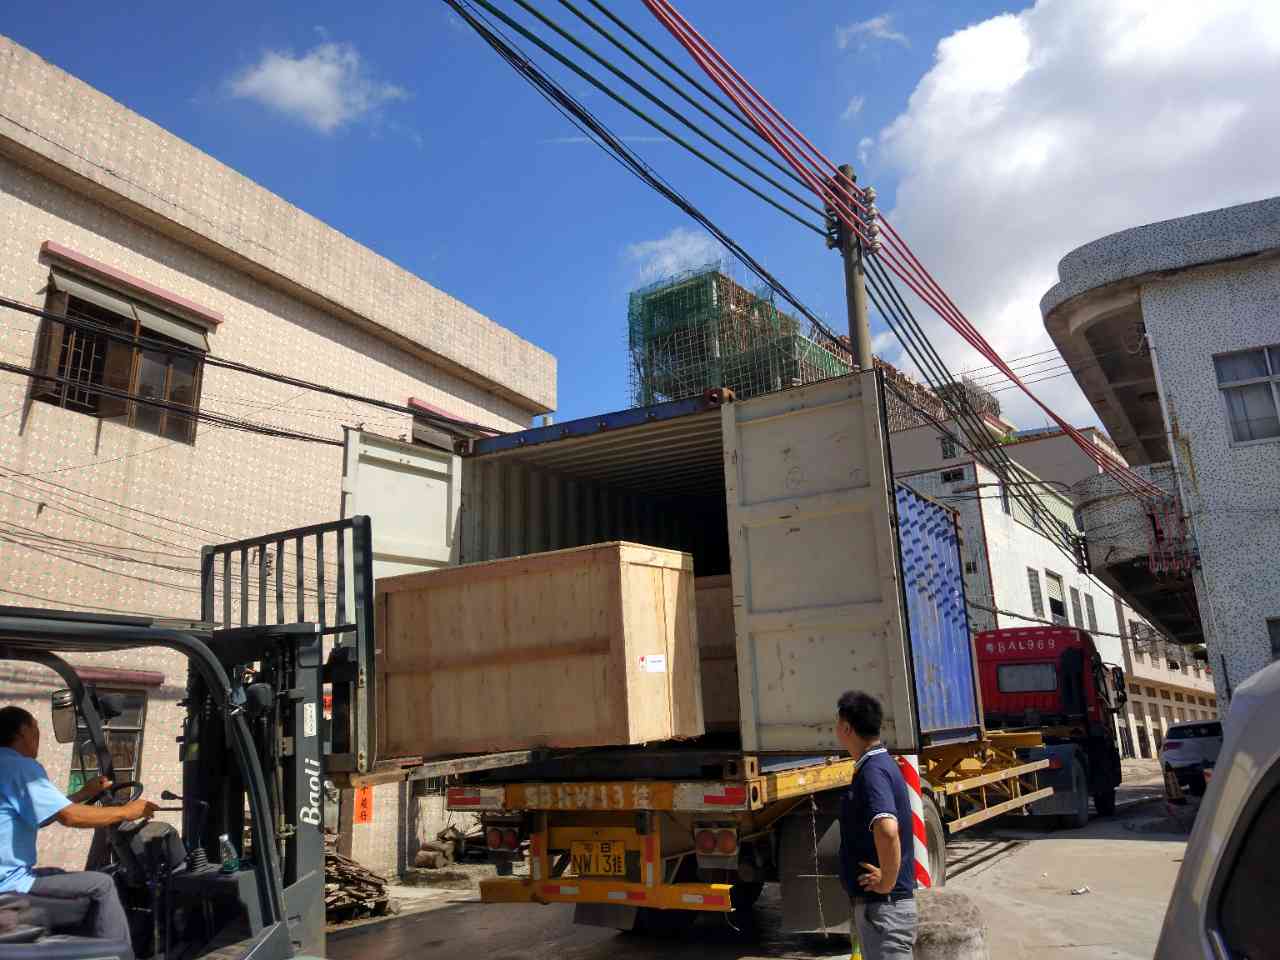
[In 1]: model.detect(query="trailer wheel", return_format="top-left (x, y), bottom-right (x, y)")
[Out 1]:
top-left (630, 907), bottom-right (698, 937)
top-left (730, 881), bottom-right (764, 910)
top-left (923, 794), bottom-right (947, 887)
top-left (1058, 758), bottom-right (1090, 829)
top-left (1093, 788), bottom-right (1116, 817)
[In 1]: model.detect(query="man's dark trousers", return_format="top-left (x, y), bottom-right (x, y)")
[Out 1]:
top-left (28, 867), bottom-right (130, 942)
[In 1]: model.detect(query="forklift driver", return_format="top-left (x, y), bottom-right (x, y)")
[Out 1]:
top-left (0, 704), bottom-right (158, 942)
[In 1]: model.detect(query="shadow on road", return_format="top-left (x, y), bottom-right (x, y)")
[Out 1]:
top-left (329, 893), bottom-right (854, 960)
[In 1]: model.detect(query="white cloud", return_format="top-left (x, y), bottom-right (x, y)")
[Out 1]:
top-left (841, 95), bottom-right (866, 121)
top-left (836, 14), bottom-right (908, 50)
top-left (875, 0), bottom-right (1280, 428)
top-left (229, 42), bottom-right (406, 133)
top-left (625, 227), bottom-right (723, 281)
top-left (857, 135), bottom-right (874, 166)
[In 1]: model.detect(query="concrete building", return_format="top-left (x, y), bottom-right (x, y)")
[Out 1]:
top-left (891, 403), bottom-right (1220, 756)
top-left (0, 37), bottom-right (554, 875)
top-left (1042, 197), bottom-right (1280, 707)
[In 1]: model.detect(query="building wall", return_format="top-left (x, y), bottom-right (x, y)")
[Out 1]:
top-left (1003, 430), bottom-right (1119, 491)
top-left (0, 36), bottom-right (555, 413)
top-left (0, 131), bottom-right (544, 875)
top-left (1141, 255), bottom-right (1280, 702)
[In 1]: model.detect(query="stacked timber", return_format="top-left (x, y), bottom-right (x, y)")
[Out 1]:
top-left (324, 846), bottom-right (393, 923)
top-left (376, 542), bottom-right (706, 758)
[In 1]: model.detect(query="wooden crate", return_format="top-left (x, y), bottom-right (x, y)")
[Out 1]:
top-left (695, 575), bottom-right (740, 730)
top-left (375, 542), bottom-right (705, 759)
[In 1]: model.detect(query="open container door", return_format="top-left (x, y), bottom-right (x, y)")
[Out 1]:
top-left (722, 370), bottom-right (918, 752)
top-left (339, 428), bottom-right (461, 772)
top-left (340, 427), bottom-right (461, 580)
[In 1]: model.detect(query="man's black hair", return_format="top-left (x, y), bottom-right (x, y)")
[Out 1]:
top-left (0, 706), bottom-right (35, 748)
top-left (837, 690), bottom-right (882, 739)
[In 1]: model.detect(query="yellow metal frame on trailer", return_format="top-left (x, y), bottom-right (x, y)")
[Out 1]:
top-left (460, 737), bottom-right (1052, 911)
top-left (921, 732), bottom-right (1053, 832)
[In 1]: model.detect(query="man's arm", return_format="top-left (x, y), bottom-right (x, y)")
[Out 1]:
top-left (870, 816), bottom-right (902, 895)
top-left (55, 799), bottom-right (157, 829)
top-left (67, 775), bottom-right (112, 805)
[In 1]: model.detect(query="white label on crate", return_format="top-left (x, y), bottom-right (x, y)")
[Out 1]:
top-left (639, 654), bottom-right (667, 673)
top-left (303, 702), bottom-right (317, 738)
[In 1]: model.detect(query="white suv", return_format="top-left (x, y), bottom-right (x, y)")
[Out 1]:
top-left (1160, 720), bottom-right (1223, 796)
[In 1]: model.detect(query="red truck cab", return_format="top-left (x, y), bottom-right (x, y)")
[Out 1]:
top-left (976, 626), bottom-right (1126, 823)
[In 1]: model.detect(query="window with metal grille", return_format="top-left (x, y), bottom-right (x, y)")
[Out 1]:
top-left (68, 688), bottom-right (147, 794)
top-left (1070, 586), bottom-right (1083, 628)
top-left (32, 270), bottom-right (207, 444)
top-left (940, 436), bottom-right (957, 459)
top-left (1084, 593), bottom-right (1098, 633)
top-left (940, 467), bottom-right (965, 483)
top-left (1214, 346), bottom-right (1280, 443)
top-left (1026, 568), bottom-right (1045, 619)
top-left (1044, 571), bottom-right (1068, 625)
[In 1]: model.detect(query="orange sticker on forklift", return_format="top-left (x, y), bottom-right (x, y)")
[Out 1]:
top-left (353, 786), bottom-right (373, 824)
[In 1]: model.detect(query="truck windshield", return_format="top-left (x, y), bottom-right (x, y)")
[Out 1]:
top-left (997, 662), bottom-right (1057, 693)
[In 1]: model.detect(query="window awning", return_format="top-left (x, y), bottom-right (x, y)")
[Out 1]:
top-left (50, 270), bottom-right (210, 352)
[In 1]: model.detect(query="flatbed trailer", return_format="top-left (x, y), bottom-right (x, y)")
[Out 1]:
top-left (330, 372), bottom-right (1056, 930)
top-left (436, 734), bottom-right (1049, 926)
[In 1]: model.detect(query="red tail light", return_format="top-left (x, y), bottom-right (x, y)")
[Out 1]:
top-left (1047, 756), bottom-right (1063, 770)
top-left (502, 829), bottom-right (520, 851)
top-left (486, 828), bottom-right (503, 850)
top-left (695, 830), bottom-right (718, 854)
top-left (715, 830), bottom-right (738, 855)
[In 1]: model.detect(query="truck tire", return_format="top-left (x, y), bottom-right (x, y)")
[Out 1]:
top-left (923, 794), bottom-right (947, 887)
top-left (1093, 788), bottom-right (1117, 817)
top-left (630, 907), bottom-right (698, 936)
top-left (1058, 758), bottom-right (1090, 829)
top-left (730, 881), bottom-right (764, 911)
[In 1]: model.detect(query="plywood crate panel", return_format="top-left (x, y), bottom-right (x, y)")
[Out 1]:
top-left (694, 575), bottom-right (740, 730)
top-left (375, 542), bottom-right (704, 759)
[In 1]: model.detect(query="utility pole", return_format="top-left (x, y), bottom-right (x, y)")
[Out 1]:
top-left (831, 163), bottom-right (874, 371)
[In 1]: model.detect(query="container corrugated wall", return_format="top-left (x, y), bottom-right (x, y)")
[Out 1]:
top-left (894, 483), bottom-right (981, 745)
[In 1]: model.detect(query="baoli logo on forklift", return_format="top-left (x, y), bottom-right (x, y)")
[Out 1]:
top-left (986, 637), bottom-right (1057, 654)
top-left (299, 756), bottom-right (322, 827)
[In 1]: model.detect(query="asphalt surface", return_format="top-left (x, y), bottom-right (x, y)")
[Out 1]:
top-left (328, 763), bottom-right (1176, 960)
top-left (328, 894), bottom-right (849, 960)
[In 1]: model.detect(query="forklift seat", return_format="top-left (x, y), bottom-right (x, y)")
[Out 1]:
top-left (0, 893), bottom-right (133, 960)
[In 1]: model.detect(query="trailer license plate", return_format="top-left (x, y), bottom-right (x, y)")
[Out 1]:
top-left (570, 841), bottom-right (625, 877)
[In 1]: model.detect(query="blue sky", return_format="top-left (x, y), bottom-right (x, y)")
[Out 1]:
top-left (6, 1), bottom-right (1280, 427)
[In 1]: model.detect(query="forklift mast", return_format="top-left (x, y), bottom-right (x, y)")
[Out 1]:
top-left (189, 515), bottom-right (376, 956)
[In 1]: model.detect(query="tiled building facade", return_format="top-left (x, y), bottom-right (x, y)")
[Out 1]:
top-left (0, 36), bottom-right (554, 875)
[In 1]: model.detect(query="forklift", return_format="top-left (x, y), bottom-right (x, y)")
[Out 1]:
top-left (0, 516), bottom-right (377, 960)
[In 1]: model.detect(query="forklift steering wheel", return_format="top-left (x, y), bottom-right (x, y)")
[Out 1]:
top-left (88, 781), bottom-right (145, 805)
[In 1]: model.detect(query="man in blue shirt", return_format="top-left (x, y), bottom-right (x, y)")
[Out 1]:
top-left (0, 705), bottom-right (157, 943)
top-left (836, 690), bottom-right (917, 959)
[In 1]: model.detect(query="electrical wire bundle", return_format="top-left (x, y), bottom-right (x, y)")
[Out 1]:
top-left (442, 0), bottom-right (1092, 566)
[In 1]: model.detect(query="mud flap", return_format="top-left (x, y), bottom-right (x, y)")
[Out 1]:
top-left (777, 798), bottom-right (851, 933)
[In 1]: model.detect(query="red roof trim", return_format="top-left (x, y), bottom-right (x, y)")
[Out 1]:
top-left (408, 397), bottom-right (500, 436)
top-left (40, 241), bottom-right (224, 328)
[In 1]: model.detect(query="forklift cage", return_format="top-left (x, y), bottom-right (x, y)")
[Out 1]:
top-left (199, 515), bottom-right (376, 774)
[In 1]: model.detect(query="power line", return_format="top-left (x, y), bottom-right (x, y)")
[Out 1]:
top-left (459, 0), bottom-right (824, 235)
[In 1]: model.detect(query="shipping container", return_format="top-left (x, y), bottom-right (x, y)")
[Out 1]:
top-left (338, 371), bottom-right (1049, 932)
top-left (342, 370), bottom-right (981, 758)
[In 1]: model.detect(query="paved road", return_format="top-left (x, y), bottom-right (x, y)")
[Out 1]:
top-left (329, 893), bottom-right (848, 960)
top-left (329, 781), bottom-right (1176, 960)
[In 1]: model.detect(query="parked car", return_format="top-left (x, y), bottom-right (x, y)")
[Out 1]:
top-left (1160, 719), bottom-right (1223, 796)
top-left (1155, 660), bottom-right (1280, 958)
